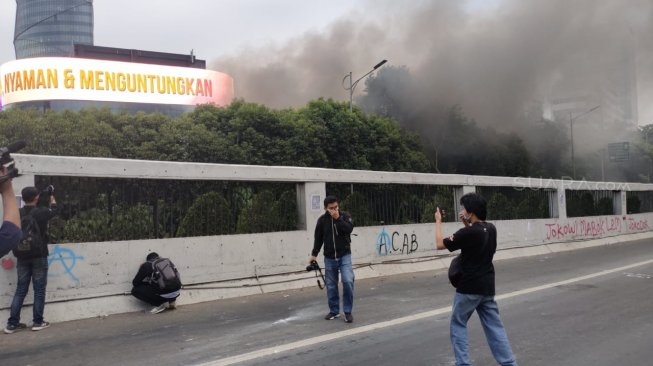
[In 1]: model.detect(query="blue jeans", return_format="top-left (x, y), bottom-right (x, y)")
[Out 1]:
top-left (7, 257), bottom-right (49, 326)
top-left (324, 254), bottom-right (355, 314)
top-left (450, 292), bottom-right (517, 366)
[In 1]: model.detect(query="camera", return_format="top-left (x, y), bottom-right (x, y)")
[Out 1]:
top-left (0, 140), bottom-right (26, 184)
top-left (306, 260), bottom-right (320, 272)
top-left (37, 184), bottom-right (55, 207)
top-left (306, 260), bottom-right (325, 289)
top-left (42, 185), bottom-right (55, 195)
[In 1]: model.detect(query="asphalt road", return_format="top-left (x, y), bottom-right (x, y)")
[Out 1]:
top-left (2, 238), bottom-right (653, 366)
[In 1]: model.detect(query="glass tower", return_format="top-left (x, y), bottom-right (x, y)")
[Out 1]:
top-left (14, 0), bottom-right (94, 59)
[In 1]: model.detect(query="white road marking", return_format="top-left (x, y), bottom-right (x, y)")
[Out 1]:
top-left (196, 258), bottom-right (653, 366)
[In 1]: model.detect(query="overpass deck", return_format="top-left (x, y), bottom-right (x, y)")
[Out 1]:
top-left (2, 237), bottom-right (652, 366)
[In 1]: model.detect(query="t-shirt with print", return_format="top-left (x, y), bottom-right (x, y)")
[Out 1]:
top-left (443, 222), bottom-right (496, 296)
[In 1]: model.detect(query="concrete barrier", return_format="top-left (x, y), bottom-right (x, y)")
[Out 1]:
top-left (2, 213), bottom-right (651, 323)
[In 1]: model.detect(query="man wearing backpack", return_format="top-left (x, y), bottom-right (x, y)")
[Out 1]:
top-left (4, 186), bottom-right (59, 334)
top-left (131, 252), bottom-right (181, 314)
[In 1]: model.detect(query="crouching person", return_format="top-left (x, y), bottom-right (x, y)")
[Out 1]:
top-left (131, 252), bottom-right (182, 314)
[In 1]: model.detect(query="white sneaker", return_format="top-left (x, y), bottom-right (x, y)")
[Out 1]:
top-left (150, 302), bottom-right (169, 314)
top-left (31, 321), bottom-right (50, 331)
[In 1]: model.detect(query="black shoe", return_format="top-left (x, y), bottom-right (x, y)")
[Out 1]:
top-left (4, 323), bottom-right (27, 334)
top-left (324, 312), bottom-right (340, 320)
top-left (344, 313), bottom-right (353, 323)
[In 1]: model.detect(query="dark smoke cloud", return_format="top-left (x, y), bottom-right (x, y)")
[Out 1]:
top-left (211, 0), bottom-right (653, 147)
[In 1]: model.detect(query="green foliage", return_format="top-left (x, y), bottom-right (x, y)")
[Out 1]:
top-left (567, 192), bottom-right (596, 217)
top-left (515, 193), bottom-right (550, 220)
top-left (487, 193), bottom-right (515, 220)
top-left (627, 195), bottom-right (641, 214)
top-left (421, 187), bottom-right (456, 223)
top-left (236, 189), bottom-right (297, 233)
top-left (61, 194), bottom-right (157, 242)
top-left (340, 191), bottom-right (372, 226)
top-left (176, 192), bottom-right (234, 237)
top-left (62, 207), bottom-right (112, 242)
top-left (596, 197), bottom-right (614, 215)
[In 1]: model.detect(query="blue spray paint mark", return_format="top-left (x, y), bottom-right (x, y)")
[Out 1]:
top-left (48, 245), bottom-right (85, 283)
top-left (376, 227), bottom-right (392, 256)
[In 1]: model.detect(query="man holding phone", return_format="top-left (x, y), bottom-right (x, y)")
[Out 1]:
top-left (434, 193), bottom-right (518, 366)
top-left (309, 195), bottom-right (355, 323)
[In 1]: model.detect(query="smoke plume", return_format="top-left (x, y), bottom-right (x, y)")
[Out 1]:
top-left (211, 0), bottom-right (653, 155)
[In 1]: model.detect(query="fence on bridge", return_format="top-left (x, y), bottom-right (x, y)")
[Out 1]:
top-left (2, 154), bottom-right (652, 323)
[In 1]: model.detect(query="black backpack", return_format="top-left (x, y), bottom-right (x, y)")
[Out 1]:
top-left (13, 208), bottom-right (46, 259)
top-left (150, 257), bottom-right (182, 293)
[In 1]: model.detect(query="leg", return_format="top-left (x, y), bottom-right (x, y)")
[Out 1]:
top-left (323, 257), bottom-right (340, 314)
top-left (31, 257), bottom-right (49, 324)
top-left (450, 292), bottom-right (483, 366)
top-left (7, 259), bottom-right (33, 326)
top-left (476, 297), bottom-right (518, 366)
top-left (339, 255), bottom-right (355, 314)
top-left (131, 285), bottom-right (166, 306)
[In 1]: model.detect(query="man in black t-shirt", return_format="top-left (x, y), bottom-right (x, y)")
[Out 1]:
top-left (5, 186), bottom-right (58, 334)
top-left (435, 193), bottom-right (517, 366)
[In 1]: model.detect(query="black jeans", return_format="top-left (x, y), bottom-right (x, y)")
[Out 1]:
top-left (131, 285), bottom-right (175, 306)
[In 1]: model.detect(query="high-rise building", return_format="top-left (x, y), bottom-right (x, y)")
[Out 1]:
top-left (14, 0), bottom-right (94, 59)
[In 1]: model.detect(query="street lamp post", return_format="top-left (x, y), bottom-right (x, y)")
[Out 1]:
top-left (569, 105), bottom-right (601, 179)
top-left (343, 59), bottom-right (387, 112)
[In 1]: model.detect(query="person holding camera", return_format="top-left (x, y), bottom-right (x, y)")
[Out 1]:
top-left (0, 167), bottom-right (22, 258)
top-left (434, 193), bottom-right (517, 366)
top-left (4, 186), bottom-right (59, 334)
top-left (309, 195), bottom-right (355, 323)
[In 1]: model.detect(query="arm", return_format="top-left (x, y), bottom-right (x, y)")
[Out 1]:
top-left (310, 217), bottom-right (324, 263)
top-left (132, 263), bottom-right (151, 287)
top-left (46, 195), bottom-right (59, 218)
top-left (434, 207), bottom-right (446, 250)
top-left (333, 211), bottom-right (354, 235)
top-left (0, 175), bottom-right (22, 257)
top-left (1, 176), bottom-right (19, 228)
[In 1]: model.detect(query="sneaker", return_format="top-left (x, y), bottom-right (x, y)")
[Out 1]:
top-left (324, 312), bottom-right (340, 320)
top-left (168, 300), bottom-right (177, 310)
top-left (344, 313), bottom-right (354, 323)
top-left (4, 323), bottom-right (27, 334)
top-left (150, 302), bottom-right (170, 314)
top-left (31, 322), bottom-right (50, 331)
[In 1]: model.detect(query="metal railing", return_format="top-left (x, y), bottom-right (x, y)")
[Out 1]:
top-left (13, 153), bottom-right (653, 243)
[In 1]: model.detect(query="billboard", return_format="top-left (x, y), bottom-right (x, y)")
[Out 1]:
top-left (0, 57), bottom-right (234, 109)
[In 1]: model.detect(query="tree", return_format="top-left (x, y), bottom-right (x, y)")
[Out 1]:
top-left (177, 192), bottom-right (234, 237)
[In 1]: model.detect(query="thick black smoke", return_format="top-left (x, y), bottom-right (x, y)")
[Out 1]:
top-left (211, 0), bottom-right (653, 162)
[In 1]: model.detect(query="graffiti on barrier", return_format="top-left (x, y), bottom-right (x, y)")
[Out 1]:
top-left (376, 227), bottom-right (419, 256)
top-left (48, 244), bottom-right (85, 283)
top-left (544, 216), bottom-right (649, 240)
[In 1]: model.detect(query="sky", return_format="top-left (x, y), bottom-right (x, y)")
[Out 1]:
top-left (1, 0), bottom-right (652, 129)
top-left (0, 0), bottom-right (362, 64)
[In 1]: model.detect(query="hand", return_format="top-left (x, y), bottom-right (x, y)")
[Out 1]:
top-left (434, 207), bottom-right (442, 223)
top-left (0, 167), bottom-right (12, 194)
top-left (327, 208), bottom-right (340, 220)
top-left (309, 255), bottom-right (317, 264)
top-left (459, 210), bottom-right (470, 226)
